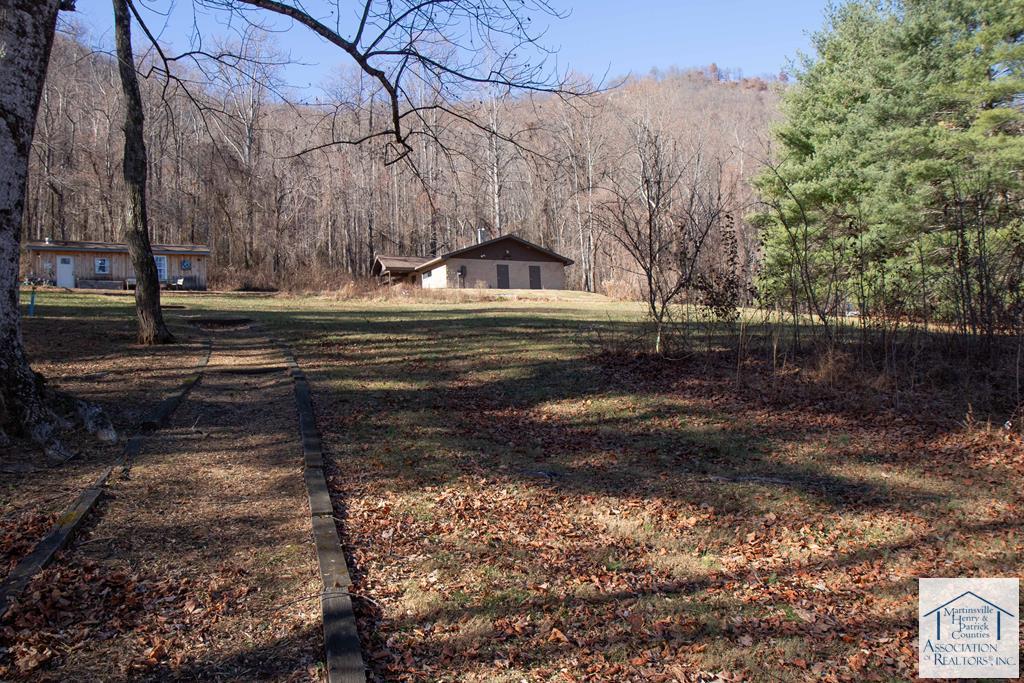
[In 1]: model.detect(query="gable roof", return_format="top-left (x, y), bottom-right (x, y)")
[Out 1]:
top-left (26, 240), bottom-right (209, 256)
top-left (413, 234), bottom-right (573, 273)
top-left (371, 255), bottom-right (431, 276)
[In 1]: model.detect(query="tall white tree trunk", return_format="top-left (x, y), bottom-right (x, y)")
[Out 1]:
top-left (0, 0), bottom-right (67, 455)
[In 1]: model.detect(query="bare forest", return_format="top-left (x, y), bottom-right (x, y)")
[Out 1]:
top-left (25, 27), bottom-right (778, 293)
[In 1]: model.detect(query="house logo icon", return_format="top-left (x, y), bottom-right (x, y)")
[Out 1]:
top-left (922, 591), bottom-right (1016, 641)
top-left (919, 578), bottom-right (1019, 679)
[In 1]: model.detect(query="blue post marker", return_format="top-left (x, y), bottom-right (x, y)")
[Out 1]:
top-left (28, 288), bottom-right (37, 317)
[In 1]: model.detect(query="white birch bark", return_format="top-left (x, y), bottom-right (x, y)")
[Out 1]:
top-left (0, 0), bottom-right (67, 455)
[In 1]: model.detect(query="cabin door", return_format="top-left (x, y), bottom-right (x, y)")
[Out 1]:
top-left (56, 256), bottom-right (74, 288)
top-left (529, 265), bottom-right (542, 289)
top-left (496, 264), bottom-right (510, 289)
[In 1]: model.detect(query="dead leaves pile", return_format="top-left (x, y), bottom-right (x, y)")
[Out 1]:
top-left (0, 559), bottom-right (254, 679)
top-left (0, 510), bottom-right (58, 582)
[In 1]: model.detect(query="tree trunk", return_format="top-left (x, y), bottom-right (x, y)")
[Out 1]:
top-left (0, 0), bottom-right (68, 456)
top-left (112, 0), bottom-right (173, 345)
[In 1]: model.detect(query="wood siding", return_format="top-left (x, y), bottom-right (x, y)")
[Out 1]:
top-left (451, 240), bottom-right (567, 263)
top-left (27, 250), bottom-right (208, 289)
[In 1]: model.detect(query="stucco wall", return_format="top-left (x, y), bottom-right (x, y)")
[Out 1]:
top-left (442, 258), bottom-right (566, 290)
top-left (420, 263), bottom-right (447, 288)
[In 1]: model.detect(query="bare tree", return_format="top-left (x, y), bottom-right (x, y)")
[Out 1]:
top-left (557, 97), bottom-right (605, 292)
top-left (196, 0), bottom-right (578, 159)
top-left (205, 28), bottom-right (283, 270)
top-left (113, 0), bottom-right (173, 344)
top-left (602, 120), bottom-right (733, 354)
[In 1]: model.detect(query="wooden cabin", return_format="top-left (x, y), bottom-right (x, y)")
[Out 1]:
top-left (25, 239), bottom-right (210, 290)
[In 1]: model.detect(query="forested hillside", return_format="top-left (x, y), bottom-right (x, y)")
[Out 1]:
top-left (24, 28), bottom-right (777, 291)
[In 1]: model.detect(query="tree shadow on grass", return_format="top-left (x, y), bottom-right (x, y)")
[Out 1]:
top-left (317, 352), bottom-right (952, 515)
top-left (17, 293), bottom-right (996, 681)
top-left (139, 624), bottom-right (322, 682)
top-left (274, 302), bottom-right (1024, 680)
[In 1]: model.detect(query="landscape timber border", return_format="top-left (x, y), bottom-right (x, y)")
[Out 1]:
top-left (2, 323), bottom-right (367, 680)
top-left (119, 338), bottom-right (212, 478)
top-left (275, 337), bottom-right (367, 683)
top-left (0, 336), bottom-right (212, 617)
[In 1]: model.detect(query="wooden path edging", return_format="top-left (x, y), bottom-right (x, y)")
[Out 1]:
top-left (138, 340), bottom-right (212, 434)
top-left (0, 466), bottom-right (111, 617)
top-left (277, 341), bottom-right (367, 683)
top-left (120, 339), bottom-right (211, 478)
top-left (0, 339), bottom-right (212, 618)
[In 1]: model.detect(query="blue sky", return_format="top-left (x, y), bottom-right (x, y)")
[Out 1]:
top-left (69, 1), bottom-right (828, 91)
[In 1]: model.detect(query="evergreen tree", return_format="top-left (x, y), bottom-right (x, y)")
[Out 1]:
top-left (756, 0), bottom-right (1023, 338)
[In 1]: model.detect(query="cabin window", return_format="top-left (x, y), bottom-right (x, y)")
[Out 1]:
top-left (423, 269), bottom-right (431, 279)
top-left (94, 258), bottom-right (110, 275)
top-left (154, 255), bottom-right (168, 281)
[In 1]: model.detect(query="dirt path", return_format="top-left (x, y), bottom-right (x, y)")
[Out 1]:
top-left (1, 327), bottom-right (324, 681)
top-left (1, 322), bottom-right (208, 583)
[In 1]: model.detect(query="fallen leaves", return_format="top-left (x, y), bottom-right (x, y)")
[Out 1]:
top-left (0, 530), bottom-right (290, 680)
top-left (314, 308), bottom-right (1024, 682)
top-left (0, 510), bottom-right (59, 582)
top-left (547, 627), bottom-right (571, 644)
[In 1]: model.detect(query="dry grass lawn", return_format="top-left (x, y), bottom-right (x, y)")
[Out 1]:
top-left (227, 290), bottom-right (1019, 682)
top-left (3, 289), bottom-right (1021, 682)
top-left (1, 294), bottom-right (207, 583)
